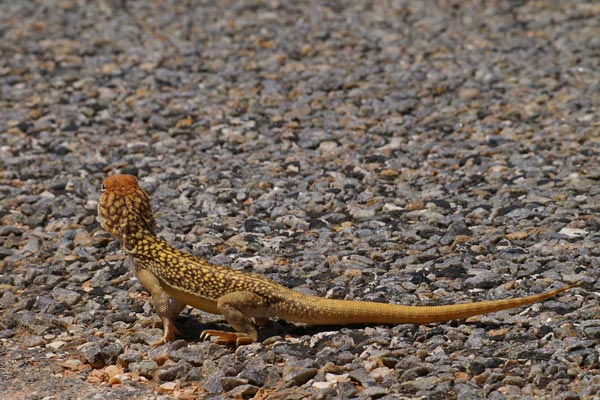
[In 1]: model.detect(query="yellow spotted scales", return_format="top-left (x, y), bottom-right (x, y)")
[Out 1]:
top-left (97, 174), bottom-right (577, 346)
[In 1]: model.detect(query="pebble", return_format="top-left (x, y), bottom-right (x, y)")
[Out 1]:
top-left (237, 357), bottom-right (268, 386)
top-left (61, 359), bottom-right (83, 370)
top-left (359, 386), bottom-right (390, 399)
top-left (81, 343), bottom-right (104, 369)
top-left (46, 340), bottom-right (66, 350)
top-left (283, 367), bottom-right (318, 387)
top-left (157, 360), bottom-right (193, 381)
top-left (559, 227), bottom-right (588, 239)
top-left (348, 368), bottom-right (377, 388)
top-left (102, 342), bottom-right (124, 365)
top-left (225, 384), bottom-right (259, 398)
top-left (50, 288), bottom-right (82, 307)
top-left (0, 290), bottom-right (17, 309)
top-left (22, 335), bottom-right (46, 348)
top-left (156, 382), bottom-right (177, 393)
top-left (202, 371), bottom-right (226, 395)
top-left (129, 360), bottom-right (159, 379)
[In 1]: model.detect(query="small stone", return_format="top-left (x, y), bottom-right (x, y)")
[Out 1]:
top-left (578, 320), bottom-right (600, 339)
top-left (0, 226), bottom-right (25, 236)
top-left (46, 340), bottom-right (66, 350)
top-left (337, 381), bottom-right (359, 398)
top-left (148, 114), bottom-right (171, 130)
top-left (220, 376), bottom-right (249, 392)
top-left (358, 386), bottom-right (389, 399)
top-left (318, 141), bottom-right (339, 155)
top-left (170, 344), bottom-right (228, 366)
top-left (313, 381), bottom-right (335, 390)
top-left (175, 116), bottom-right (193, 128)
top-left (400, 376), bottom-right (438, 391)
top-left (277, 215), bottom-right (310, 231)
top-left (130, 359), bottom-right (158, 379)
top-left (400, 365), bottom-right (432, 381)
top-left (102, 342), bottom-right (124, 365)
top-left (369, 366), bottom-right (393, 382)
top-left (0, 290), bottom-right (17, 308)
top-left (225, 384), bottom-right (259, 398)
top-left (23, 335), bottom-right (46, 348)
top-left (348, 368), bottom-right (377, 388)
top-left (117, 351), bottom-right (142, 367)
top-left (559, 227), bottom-right (587, 239)
top-left (238, 357), bottom-right (267, 386)
top-left (157, 382), bottom-right (177, 393)
top-left (82, 343), bottom-right (104, 368)
top-left (61, 359), bottom-right (82, 370)
top-left (405, 200), bottom-right (425, 211)
top-left (157, 360), bottom-right (199, 382)
top-left (488, 328), bottom-right (509, 339)
top-left (108, 374), bottom-right (128, 385)
top-left (20, 236), bottom-right (41, 254)
top-left (283, 368), bottom-right (318, 387)
top-left (73, 230), bottom-right (94, 247)
top-left (506, 230), bottom-right (530, 240)
top-left (51, 288), bottom-right (81, 307)
top-left (203, 371), bottom-right (226, 394)
top-left (104, 364), bottom-right (123, 378)
top-left (464, 271), bottom-right (501, 289)
top-left (458, 87), bottom-right (480, 100)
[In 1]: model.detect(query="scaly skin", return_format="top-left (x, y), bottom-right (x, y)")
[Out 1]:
top-left (97, 174), bottom-right (577, 346)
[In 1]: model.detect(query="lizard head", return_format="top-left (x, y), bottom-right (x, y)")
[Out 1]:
top-left (97, 174), bottom-right (156, 249)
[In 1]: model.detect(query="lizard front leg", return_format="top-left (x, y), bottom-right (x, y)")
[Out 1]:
top-left (135, 267), bottom-right (187, 346)
top-left (201, 291), bottom-right (266, 346)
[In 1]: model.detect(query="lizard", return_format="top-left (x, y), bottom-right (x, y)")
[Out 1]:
top-left (97, 174), bottom-right (577, 346)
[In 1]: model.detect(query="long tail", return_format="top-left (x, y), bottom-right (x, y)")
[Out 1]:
top-left (278, 284), bottom-right (578, 325)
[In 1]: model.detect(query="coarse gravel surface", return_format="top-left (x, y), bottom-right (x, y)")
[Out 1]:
top-left (1, 1), bottom-right (599, 399)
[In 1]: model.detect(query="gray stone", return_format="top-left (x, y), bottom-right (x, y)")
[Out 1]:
top-left (348, 368), bottom-right (377, 388)
top-left (130, 360), bottom-right (159, 379)
top-left (51, 287), bottom-right (82, 306)
top-left (117, 351), bottom-right (142, 368)
top-left (0, 290), bottom-right (17, 309)
top-left (102, 342), bottom-right (124, 365)
top-left (283, 367), bottom-right (318, 387)
top-left (82, 343), bottom-right (104, 369)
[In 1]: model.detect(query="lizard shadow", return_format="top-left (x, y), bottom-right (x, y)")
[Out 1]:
top-left (172, 313), bottom-right (566, 348)
top-left (172, 314), bottom-right (428, 344)
top-left (172, 314), bottom-right (376, 343)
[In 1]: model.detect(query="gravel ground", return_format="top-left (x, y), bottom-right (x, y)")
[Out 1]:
top-left (1, 1), bottom-right (599, 399)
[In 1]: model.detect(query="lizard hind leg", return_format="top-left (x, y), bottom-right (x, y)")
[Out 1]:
top-left (200, 291), bottom-right (264, 346)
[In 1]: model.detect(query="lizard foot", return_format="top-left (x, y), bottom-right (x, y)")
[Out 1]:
top-left (150, 338), bottom-right (167, 347)
top-left (150, 318), bottom-right (177, 347)
top-left (200, 329), bottom-right (254, 346)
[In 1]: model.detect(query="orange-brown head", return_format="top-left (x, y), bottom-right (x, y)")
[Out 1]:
top-left (97, 174), bottom-right (156, 250)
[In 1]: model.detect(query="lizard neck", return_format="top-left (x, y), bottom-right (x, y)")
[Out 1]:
top-left (122, 226), bottom-right (173, 260)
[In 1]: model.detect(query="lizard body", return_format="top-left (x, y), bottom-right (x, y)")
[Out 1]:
top-left (97, 174), bottom-right (576, 345)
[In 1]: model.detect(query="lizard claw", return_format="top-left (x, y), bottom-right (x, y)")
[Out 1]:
top-left (150, 338), bottom-right (167, 347)
top-left (149, 318), bottom-right (177, 347)
top-left (200, 329), bottom-right (254, 346)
